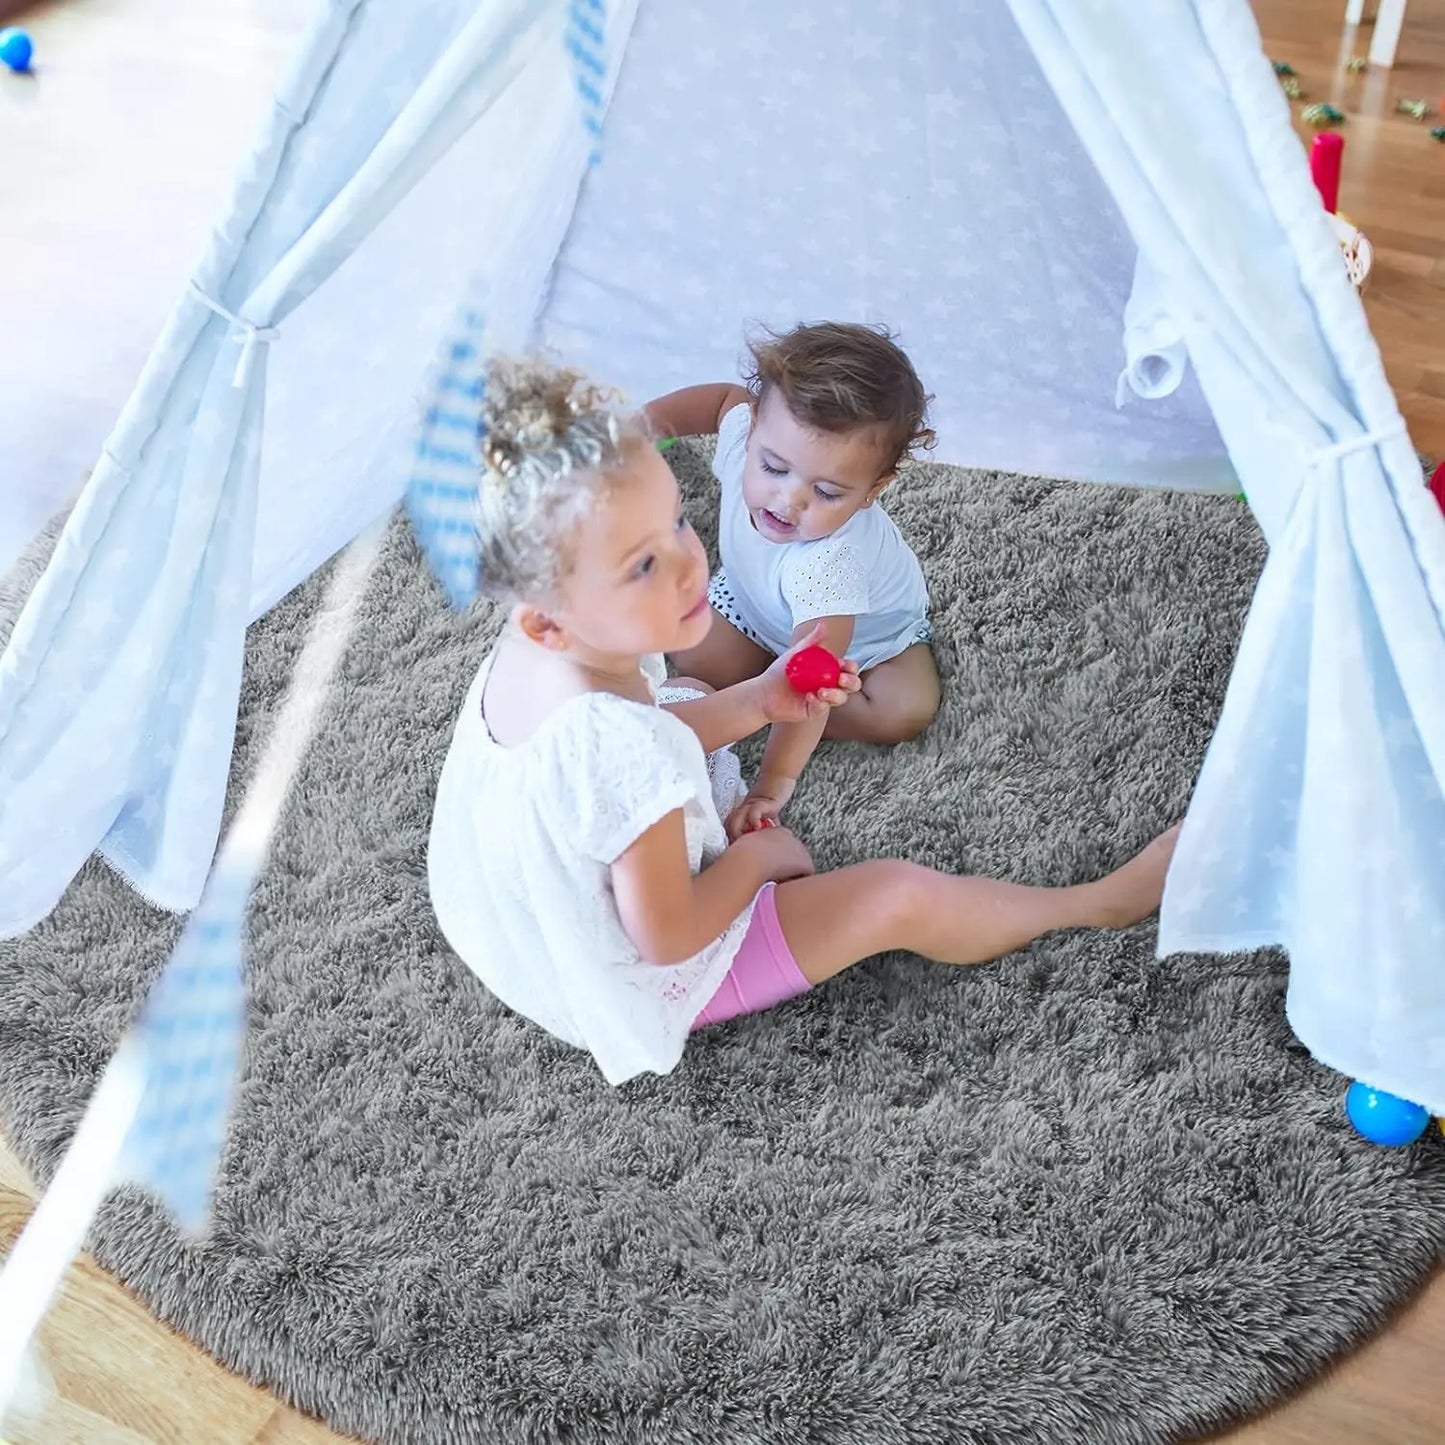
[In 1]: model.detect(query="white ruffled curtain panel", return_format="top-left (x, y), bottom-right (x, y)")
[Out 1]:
top-left (0, 0), bottom-right (557, 935)
top-left (1008, 0), bottom-right (1445, 1111)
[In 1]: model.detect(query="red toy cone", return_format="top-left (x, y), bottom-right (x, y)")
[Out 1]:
top-left (1310, 132), bottom-right (1344, 214)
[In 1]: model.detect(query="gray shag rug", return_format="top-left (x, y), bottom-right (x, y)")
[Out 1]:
top-left (2, 442), bottom-right (1443, 1445)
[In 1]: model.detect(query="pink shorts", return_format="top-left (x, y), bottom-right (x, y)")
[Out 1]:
top-left (691, 883), bottom-right (811, 1030)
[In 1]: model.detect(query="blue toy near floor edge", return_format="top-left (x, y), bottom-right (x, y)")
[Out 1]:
top-left (0, 26), bottom-right (33, 74)
top-left (1345, 1080), bottom-right (1434, 1147)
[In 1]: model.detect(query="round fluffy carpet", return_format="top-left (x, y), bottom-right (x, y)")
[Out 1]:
top-left (2, 443), bottom-right (1443, 1445)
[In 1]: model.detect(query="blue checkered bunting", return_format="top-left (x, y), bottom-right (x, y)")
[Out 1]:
top-left (565, 0), bottom-right (607, 165)
top-left (123, 858), bottom-right (250, 1235)
top-left (404, 308), bottom-right (487, 610)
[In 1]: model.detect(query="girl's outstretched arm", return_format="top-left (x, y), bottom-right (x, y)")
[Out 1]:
top-left (644, 383), bottom-right (750, 438)
top-left (661, 681), bottom-right (769, 754)
top-left (662, 623), bottom-right (860, 754)
top-left (610, 810), bottom-right (813, 966)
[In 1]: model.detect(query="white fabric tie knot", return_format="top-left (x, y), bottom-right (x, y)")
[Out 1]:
top-left (1306, 422), bottom-right (1409, 470)
top-left (189, 281), bottom-right (279, 389)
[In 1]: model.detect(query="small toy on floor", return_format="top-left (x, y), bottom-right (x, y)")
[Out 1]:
top-left (1346, 55), bottom-right (1368, 73)
top-left (1432, 127), bottom-right (1445, 142)
top-left (1310, 131), bottom-right (1343, 214)
top-left (1395, 98), bottom-right (1430, 121)
top-left (784, 643), bottom-right (842, 694)
top-left (1302, 103), bottom-right (1344, 128)
top-left (1345, 1081), bottom-right (1430, 1147)
top-left (1272, 60), bottom-right (1302, 98)
top-left (1330, 212), bottom-right (1372, 292)
top-left (0, 26), bottom-right (32, 72)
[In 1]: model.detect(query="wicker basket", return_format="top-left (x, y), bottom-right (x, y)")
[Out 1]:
top-left (1331, 211), bottom-right (1373, 294)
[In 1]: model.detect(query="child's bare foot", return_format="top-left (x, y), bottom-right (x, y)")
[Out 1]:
top-left (1088, 823), bottom-right (1181, 929)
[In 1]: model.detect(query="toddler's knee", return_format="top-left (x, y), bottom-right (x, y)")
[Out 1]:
top-left (892, 690), bottom-right (941, 742)
top-left (865, 688), bottom-right (940, 744)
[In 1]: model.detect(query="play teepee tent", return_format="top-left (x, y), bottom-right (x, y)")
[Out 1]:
top-left (1, 0), bottom-right (1443, 1112)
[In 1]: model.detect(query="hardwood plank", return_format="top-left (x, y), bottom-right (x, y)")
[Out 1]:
top-left (6, 1397), bottom-right (152, 1445)
top-left (1252, 0), bottom-right (1445, 460)
top-left (253, 1409), bottom-right (360, 1445)
top-left (0, 1136), bottom-right (351, 1445)
top-left (1216, 1272), bottom-right (1445, 1443)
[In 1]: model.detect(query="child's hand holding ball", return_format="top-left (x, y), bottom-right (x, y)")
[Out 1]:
top-left (754, 625), bottom-right (857, 724)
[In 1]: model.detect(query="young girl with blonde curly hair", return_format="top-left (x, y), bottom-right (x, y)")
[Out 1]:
top-left (427, 356), bottom-right (1177, 1087)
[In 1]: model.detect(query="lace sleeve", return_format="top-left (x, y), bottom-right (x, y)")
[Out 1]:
top-left (640, 653), bottom-right (668, 696)
top-left (564, 698), bottom-right (702, 864)
top-left (782, 536), bottom-right (870, 623)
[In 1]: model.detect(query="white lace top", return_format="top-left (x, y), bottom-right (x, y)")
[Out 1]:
top-left (427, 651), bottom-right (755, 1086)
top-left (714, 404), bottom-right (930, 666)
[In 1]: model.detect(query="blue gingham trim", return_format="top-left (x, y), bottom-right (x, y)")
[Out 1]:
top-left (404, 307), bottom-right (487, 609)
top-left (123, 861), bottom-right (249, 1234)
top-left (565, 0), bottom-right (607, 164)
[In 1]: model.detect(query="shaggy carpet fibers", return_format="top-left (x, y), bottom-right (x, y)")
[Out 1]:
top-left (2, 443), bottom-right (1443, 1445)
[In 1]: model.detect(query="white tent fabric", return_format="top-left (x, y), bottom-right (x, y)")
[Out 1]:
top-left (1007, 0), bottom-right (1445, 1110)
top-left (2, 0), bottom-right (1443, 1108)
top-left (0, 0), bottom-right (573, 932)
top-left (537, 0), bottom-right (1228, 491)
top-left (1116, 257), bottom-right (1189, 407)
top-left (246, 0), bottom-right (624, 620)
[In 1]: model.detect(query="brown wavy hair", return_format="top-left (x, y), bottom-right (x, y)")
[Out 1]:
top-left (744, 321), bottom-right (936, 474)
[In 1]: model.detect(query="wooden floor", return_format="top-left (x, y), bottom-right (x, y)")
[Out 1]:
top-left (0, 1140), bottom-right (349, 1445)
top-left (2, 1), bottom-right (1444, 1443)
top-left (1268, 0), bottom-right (1445, 462)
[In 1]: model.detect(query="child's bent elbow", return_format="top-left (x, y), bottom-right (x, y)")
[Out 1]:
top-left (639, 938), bottom-right (695, 968)
top-left (620, 897), bottom-right (709, 965)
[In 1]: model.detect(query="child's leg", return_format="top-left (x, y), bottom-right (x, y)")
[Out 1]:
top-left (669, 609), bottom-right (774, 690)
top-left (773, 827), bottom-right (1179, 984)
top-left (824, 643), bottom-right (941, 745)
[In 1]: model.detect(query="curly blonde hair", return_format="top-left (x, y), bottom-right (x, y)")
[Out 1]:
top-left (745, 321), bottom-right (936, 472)
top-left (475, 356), bottom-right (648, 604)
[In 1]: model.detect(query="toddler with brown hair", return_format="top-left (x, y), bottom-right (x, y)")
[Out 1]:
top-left (647, 321), bottom-right (940, 837)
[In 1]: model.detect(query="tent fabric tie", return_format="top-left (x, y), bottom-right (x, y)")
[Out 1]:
top-left (1307, 422), bottom-right (1409, 470)
top-left (188, 282), bottom-right (280, 389)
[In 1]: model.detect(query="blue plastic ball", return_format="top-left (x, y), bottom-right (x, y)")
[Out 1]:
top-left (0, 28), bottom-right (34, 73)
top-left (1345, 1081), bottom-right (1430, 1147)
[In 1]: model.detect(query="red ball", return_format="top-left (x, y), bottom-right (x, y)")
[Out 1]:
top-left (785, 644), bottom-right (841, 694)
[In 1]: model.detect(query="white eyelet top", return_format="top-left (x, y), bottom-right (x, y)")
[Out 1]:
top-left (427, 651), bottom-right (755, 1085)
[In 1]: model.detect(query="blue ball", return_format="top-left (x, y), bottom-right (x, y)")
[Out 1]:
top-left (0, 28), bottom-right (33, 73)
top-left (1345, 1081), bottom-right (1430, 1147)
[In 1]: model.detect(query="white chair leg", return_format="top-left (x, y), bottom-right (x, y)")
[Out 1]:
top-left (1367, 0), bottom-right (1406, 67)
top-left (1344, 0), bottom-right (1371, 25)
